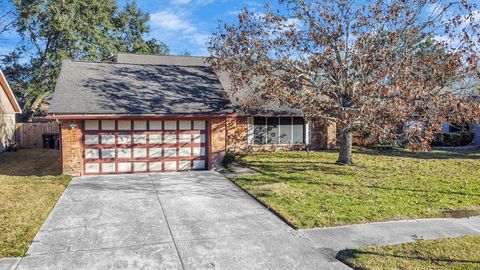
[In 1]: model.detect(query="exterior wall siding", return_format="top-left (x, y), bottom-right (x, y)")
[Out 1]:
top-left (0, 114), bottom-right (15, 152)
top-left (60, 120), bottom-right (83, 175)
top-left (310, 120), bottom-right (336, 150)
top-left (0, 85), bottom-right (16, 114)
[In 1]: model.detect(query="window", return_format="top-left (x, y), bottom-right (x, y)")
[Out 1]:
top-left (292, 117), bottom-right (305, 144)
top-left (279, 118), bottom-right (292, 144)
top-left (449, 123), bottom-right (470, 133)
top-left (266, 117), bottom-right (279, 144)
top-left (252, 117), bottom-right (305, 145)
top-left (253, 117), bottom-right (266, 144)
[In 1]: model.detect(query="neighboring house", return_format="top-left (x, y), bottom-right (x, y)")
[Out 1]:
top-left (0, 70), bottom-right (21, 152)
top-left (441, 122), bottom-right (480, 145)
top-left (47, 54), bottom-right (336, 175)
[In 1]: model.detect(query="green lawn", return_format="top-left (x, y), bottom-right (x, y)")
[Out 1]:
top-left (230, 148), bottom-right (480, 228)
top-left (337, 235), bottom-right (480, 270)
top-left (0, 149), bottom-right (71, 258)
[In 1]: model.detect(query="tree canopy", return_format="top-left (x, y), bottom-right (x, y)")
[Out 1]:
top-left (1, 0), bottom-right (168, 119)
top-left (209, 0), bottom-right (480, 164)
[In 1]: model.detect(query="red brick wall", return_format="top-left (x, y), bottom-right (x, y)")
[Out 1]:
top-left (310, 120), bottom-right (336, 150)
top-left (226, 117), bottom-right (248, 152)
top-left (209, 116), bottom-right (250, 168)
top-left (60, 120), bottom-right (83, 175)
top-left (210, 118), bottom-right (227, 168)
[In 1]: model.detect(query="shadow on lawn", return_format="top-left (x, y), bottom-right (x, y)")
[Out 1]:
top-left (314, 181), bottom-right (480, 197)
top-left (0, 149), bottom-right (62, 176)
top-left (238, 173), bottom-right (480, 198)
top-left (245, 161), bottom-right (356, 177)
top-left (357, 148), bottom-right (480, 160)
top-left (336, 249), bottom-right (480, 267)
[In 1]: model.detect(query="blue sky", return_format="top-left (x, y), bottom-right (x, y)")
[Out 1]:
top-left (1, 0), bottom-right (478, 57)
top-left (132, 0), bottom-right (268, 55)
top-left (0, 0), bottom-right (270, 57)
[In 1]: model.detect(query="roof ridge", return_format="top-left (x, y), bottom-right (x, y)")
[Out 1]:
top-left (66, 59), bottom-right (211, 68)
top-left (117, 52), bottom-right (209, 59)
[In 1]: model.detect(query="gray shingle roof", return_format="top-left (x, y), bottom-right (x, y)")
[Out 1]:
top-left (49, 59), bottom-right (235, 115)
top-left (117, 54), bottom-right (302, 116)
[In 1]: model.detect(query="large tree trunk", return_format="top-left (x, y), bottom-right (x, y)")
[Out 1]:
top-left (336, 129), bottom-right (353, 165)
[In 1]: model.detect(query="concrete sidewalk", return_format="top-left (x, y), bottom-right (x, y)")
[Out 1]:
top-left (300, 216), bottom-right (480, 257)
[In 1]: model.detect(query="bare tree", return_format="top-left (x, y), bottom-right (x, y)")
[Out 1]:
top-left (209, 0), bottom-right (480, 165)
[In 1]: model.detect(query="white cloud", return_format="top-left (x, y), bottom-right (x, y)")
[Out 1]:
top-left (434, 9), bottom-right (480, 49)
top-left (198, 0), bottom-right (215, 5)
top-left (171, 0), bottom-right (214, 6)
top-left (150, 11), bottom-right (197, 33)
top-left (192, 33), bottom-right (210, 46)
top-left (243, 1), bottom-right (264, 8)
top-left (149, 10), bottom-right (212, 55)
top-left (227, 10), bottom-right (242, 16)
top-left (171, 0), bottom-right (192, 4)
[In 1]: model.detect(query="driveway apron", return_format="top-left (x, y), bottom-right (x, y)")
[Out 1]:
top-left (12, 171), bottom-right (347, 270)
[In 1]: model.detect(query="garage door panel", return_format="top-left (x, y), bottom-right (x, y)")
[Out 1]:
top-left (133, 120), bottom-right (147, 130)
top-left (164, 121), bottom-right (177, 130)
top-left (149, 148), bottom-right (162, 157)
top-left (102, 163), bottom-right (116, 173)
top-left (85, 163), bottom-right (100, 173)
top-left (133, 134), bottom-right (147, 144)
top-left (178, 134), bottom-right (191, 144)
top-left (84, 135), bottom-right (99, 144)
top-left (101, 149), bottom-right (115, 159)
top-left (149, 134), bottom-right (162, 144)
top-left (85, 149), bottom-right (99, 159)
top-left (101, 135), bottom-right (116, 145)
top-left (85, 120), bottom-right (99, 130)
top-left (82, 120), bottom-right (207, 174)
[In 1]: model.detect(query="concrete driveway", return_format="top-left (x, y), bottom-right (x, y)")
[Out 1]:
top-left (12, 171), bottom-right (347, 270)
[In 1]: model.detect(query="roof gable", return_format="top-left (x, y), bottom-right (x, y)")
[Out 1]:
top-left (0, 70), bottom-right (21, 114)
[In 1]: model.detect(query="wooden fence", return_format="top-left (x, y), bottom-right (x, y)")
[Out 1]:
top-left (14, 122), bottom-right (59, 148)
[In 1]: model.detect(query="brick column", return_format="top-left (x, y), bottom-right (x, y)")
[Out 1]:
top-left (310, 120), bottom-right (337, 150)
top-left (209, 118), bottom-right (227, 169)
top-left (226, 116), bottom-right (248, 152)
top-left (60, 120), bottom-right (83, 175)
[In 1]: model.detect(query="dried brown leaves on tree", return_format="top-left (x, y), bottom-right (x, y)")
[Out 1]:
top-left (209, 0), bottom-right (480, 164)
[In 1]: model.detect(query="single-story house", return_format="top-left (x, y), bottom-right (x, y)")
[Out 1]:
top-left (441, 122), bottom-right (480, 145)
top-left (47, 53), bottom-right (336, 175)
top-left (0, 70), bottom-right (21, 152)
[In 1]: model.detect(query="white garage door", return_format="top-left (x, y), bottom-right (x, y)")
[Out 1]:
top-left (82, 119), bottom-right (208, 174)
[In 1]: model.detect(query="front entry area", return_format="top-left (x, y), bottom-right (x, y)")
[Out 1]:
top-left (81, 119), bottom-right (208, 174)
top-left (17, 172), bottom-right (347, 269)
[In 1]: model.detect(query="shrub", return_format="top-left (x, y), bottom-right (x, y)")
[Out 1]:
top-left (432, 131), bottom-right (474, 147)
top-left (368, 140), bottom-right (405, 150)
top-left (222, 151), bottom-right (236, 168)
